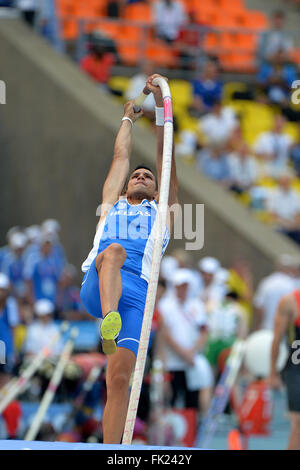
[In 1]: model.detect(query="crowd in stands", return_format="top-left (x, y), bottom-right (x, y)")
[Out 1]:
top-left (1, 218), bottom-right (300, 443)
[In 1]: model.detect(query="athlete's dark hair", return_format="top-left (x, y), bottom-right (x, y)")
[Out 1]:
top-left (122, 164), bottom-right (158, 194)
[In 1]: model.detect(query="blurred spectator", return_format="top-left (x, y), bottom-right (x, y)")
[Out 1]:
top-left (24, 233), bottom-right (63, 307)
top-left (256, 48), bottom-right (298, 107)
top-left (171, 248), bottom-right (203, 297)
top-left (204, 291), bottom-right (248, 374)
top-left (0, 226), bottom-right (21, 272)
top-left (257, 10), bottom-right (293, 65)
top-left (198, 98), bottom-right (238, 147)
top-left (153, 0), bottom-right (188, 44)
top-left (0, 273), bottom-right (20, 377)
top-left (125, 61), bottom-right (156, 122)
top-left (41, 219), bottom-right (66, 272)
top-left (23, 299), bottom-right (62, 356)
top-left (175, 129), bottom-right (198, 160)
top-left (160, 255), bottom-right (179, 285)
top-left (266, 170), bottom-right (300, 245)
top-left (227, 142), bottom-right (259, 194)
top-left (158, 269), bottom-right (213, 416)
top-left (16, 0), bottom-right (39, 27)
top-left (175, 10), bottom-right (206, 71)
top-left (196, 145), bottom-right (231, 185)
top-left (198, 257), bottom-right (224, 312)
top-left (106, 0), bottom-right (125, 17)
top-left (253, 254), bottom-right (297, 330)
top-left (56, 264), bottom-right (89, 321)
top-left (253, 114), bottom-right (294, 178)
top-left (80, 41), bottom-right (115, 90)
top-left (190, 60), bottom-right (223, 116)
top-left (1, 231), bottom-right (28, 300)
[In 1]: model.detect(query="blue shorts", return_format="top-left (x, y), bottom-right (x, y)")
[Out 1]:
top-left (80, 257), bottom-right (148, 356)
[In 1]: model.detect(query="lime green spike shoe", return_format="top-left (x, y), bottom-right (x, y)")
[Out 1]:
top-left (100, 311), bottom-right (122, 355)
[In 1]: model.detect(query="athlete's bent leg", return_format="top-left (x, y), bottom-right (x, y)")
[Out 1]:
top-left (95, 243), bottom-right (127, 316)
top-left (287, 412), bottom-right (300, 450)
top-left (102, 347), bottom-right (136, 443)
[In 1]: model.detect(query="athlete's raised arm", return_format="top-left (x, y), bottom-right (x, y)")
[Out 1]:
top-left (146, 74), bottom-right (178, 209)
top-left (101, 101), bottom-right (143, 212)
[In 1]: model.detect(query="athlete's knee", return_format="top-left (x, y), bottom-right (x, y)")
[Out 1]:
top-left (106, 369), bottom-right (130, 394)
top-left (104, 243), bottom-right (127, 265)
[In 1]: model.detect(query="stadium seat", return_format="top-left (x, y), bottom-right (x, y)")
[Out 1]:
top-left (108, 76), bottom-right (130, 100)
top-left (217, 0), bottom-right (245, 11)
top-left (219, 51), bottom-right (256, 73)
top-left (118, 43), bottom-right (140, 65)
top-left (61, 18), bottom-right (78, 40)
top-left (222, 82), bottom-right (248, 103)
top-left (123, 2), bottom-right (153, 24)
top-left (169, 80), bottom-right (193, 110)
top-left (243, 11), bottom-right (269, 30)
top-left (176, 110), bottom-right (199, 133)
top-left (233, 10), bottom-right (268, 30)
top-left (146, 39), bottom-right (177, 67)
top-left (74, 0), bottom-right (95, 18)
top-left (235, 32), bottom-right (257, 51)
top-left (290, 48), bottom-right (300, 68)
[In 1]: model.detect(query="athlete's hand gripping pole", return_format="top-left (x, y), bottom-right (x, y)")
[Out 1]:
top-left (122, 77), bottom-right (173, 445)
top-left (133, 86), bottom-right (151, 113)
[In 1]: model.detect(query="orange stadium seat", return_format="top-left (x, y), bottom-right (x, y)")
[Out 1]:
top-left (56, 0), bottom-right (76, 15)
top-left (233, 10), bottom-right (268, 30)
top-left (235, 32), bottom-right (257, 51)
top-left (217, 0), bottom-right (245, 11)
top-left (123, 2), bottom-right (153, 24)
top-left (220, 50), bottom-right (256, 73)
top-left (73, 0), bottom-right (95, 18)
top-left (56, 0), bottom-right (77, 39)
top-left (243, 11), bottom-right (269, 30)
top-left (291, 49), bottom-right (300, 67)
top-left (203, 31), bottom-right (220, 52)
top-left (146, 39), bottom-right (177, 67)
top-left (118, 43), bottom-right (140, 65)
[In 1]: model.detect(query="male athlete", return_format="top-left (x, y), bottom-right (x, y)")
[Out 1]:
top-left (268, 288), bottom-right (300, 449)
top-left (80, 74), bottom-right (178, 444)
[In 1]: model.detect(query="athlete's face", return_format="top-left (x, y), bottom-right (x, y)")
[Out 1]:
top-left (126, 168), bottom-right (157, 201)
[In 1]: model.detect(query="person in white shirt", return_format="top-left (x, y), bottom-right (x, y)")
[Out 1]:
top-left (158, 269), bottom-right (213, 416)
top-left (153, 0), bottom-right (188, 43)
top-left (257, 10), bottom-right (293, 64)
top-left (253, 254), bottom-right (297, 330)
top-left (227, 142), bottom-right (258, 193)
top-left (253, 114), bottom-right (293, 178)
top-left (267, 171), bottom-right (300, 245)
top-left (24, 299), bottom-right (62, 356)
top-left (198, 98), bottom-right (238, 148)
top-left (198, 257), bottom-right (225, 312)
